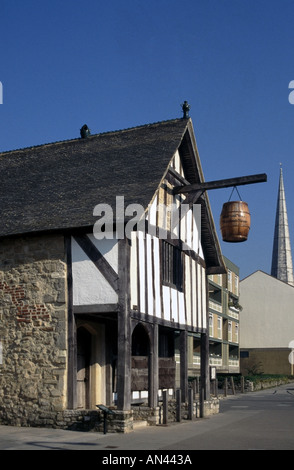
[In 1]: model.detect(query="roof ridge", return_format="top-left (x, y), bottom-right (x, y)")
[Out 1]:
top-left (0, 117), bottom-right (188, 156)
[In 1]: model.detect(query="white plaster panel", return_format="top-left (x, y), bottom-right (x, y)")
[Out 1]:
top-left (192, 260), bottom-right (197, 328)
top-left (201, 266), bottom-right (207, 329)
top-left (72, 237), bottom-right (118, 306)
top-left (87, 234), bottom-right (118, 273)
top-left (148, 195), bottom-right (158, 226)
top-left (197, 264), bottom-right (202, 329)
top-left (153, 237), bottom-right (161, 318)
top-left (171, 288), bottom-right (178, 323)
top-left (178, 292), bottom-right (185, 324)
top-left (138, 231), bottom-right (146, 313)
top-left (192, 205), bottom-right (203, 257)
top-left (185, 257), bottom-right (192, 326)
top-left (172, 195), bottom-right (181, 240)
top-left (185, 209), bottom-right (192, 249)
top-left (146, 234), bottom-right (154, 316)
top-left (130, 232), bottom-right (138, 309)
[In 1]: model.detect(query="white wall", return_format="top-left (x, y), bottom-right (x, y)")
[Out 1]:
top-left (240, 271), bottom-right (294, 348)
top-left (72, 235), bottom-right (118, 306)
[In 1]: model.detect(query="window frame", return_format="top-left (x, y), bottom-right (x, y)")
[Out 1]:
top-left (161, 240), bottom-right (183, 291)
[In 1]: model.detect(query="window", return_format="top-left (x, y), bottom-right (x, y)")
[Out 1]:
top-left (159, 328), bottom-right (174, 357)
top-left (234, 275), bottom-right (239, 295)
top-left (240, 350), bottom-right (249, 358)
top-left (227, 270), bottom-right (232, 290)
top-left (235, 324), bottom-right (239, 342)
top-left (217, 316), bottom-right (222, 338)
top-left (209, 314), bottom-right (213, 336)
top-left (228, 321), bottom-right (232, 341)
top-left (162, 241), bottom-right (183, 290)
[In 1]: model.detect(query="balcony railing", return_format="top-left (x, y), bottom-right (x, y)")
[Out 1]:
top-left (209, 300), bottom-right (222, 313)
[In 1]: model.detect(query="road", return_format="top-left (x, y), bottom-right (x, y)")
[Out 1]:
top-left (165, 383), bottom-right (294, 450)
top-left (0, 383), bottom-right (294, 451)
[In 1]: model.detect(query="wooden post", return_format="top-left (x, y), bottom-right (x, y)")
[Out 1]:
top-left (162, 390), bottom-right (168, 425)
top-left (117, 239), bottom-right (131, 411)
top-left (231, 376), bottom-right (235, 395)
top-left (149, 323), bottom-right (159, 408)
top-left (176, 389), bottom-right (181, 422)
top-left (241, 376), bottom-right (245, 393)
top-left (193, 378), bottom-right (197, 399)
top-left (180, 330), bottom-right (188, 403)
top-left (196, 376), bottom-right (199, 394)
top-left (200, 275), bottom-right (210, 417)
top-left (200, 332), bottom-right (210, 417)
top-left (224, 377), bottom-right (228, 397)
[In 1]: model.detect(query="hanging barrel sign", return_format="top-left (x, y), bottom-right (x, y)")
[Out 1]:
top-left (220, 201), bottom-right (251, 242)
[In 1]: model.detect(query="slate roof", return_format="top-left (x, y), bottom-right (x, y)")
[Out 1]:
top-left (0, 117), bottom-right (225, 272)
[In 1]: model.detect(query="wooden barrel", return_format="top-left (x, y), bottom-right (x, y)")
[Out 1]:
top-left (220, 201), bottom-right (251, 242)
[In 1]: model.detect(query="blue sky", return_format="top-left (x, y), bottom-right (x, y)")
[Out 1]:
top-left (1, 0), bottom-right (294, 279)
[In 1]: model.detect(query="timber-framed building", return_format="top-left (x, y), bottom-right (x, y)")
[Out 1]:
top-left (0, 116), bottom-right (225, 431)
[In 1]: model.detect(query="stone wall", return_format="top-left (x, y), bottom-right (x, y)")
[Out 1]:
top-left (132, 397), bottom-right (219, 424)
top-left (0, 234), bottom-right (68, 427)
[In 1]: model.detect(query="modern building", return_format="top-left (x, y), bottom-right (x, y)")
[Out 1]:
top-left (207, 256), bottom-right (240, 375)
top-left (240, 167), bottom-right (294, 375)
top-left (239, 270), bottom-right (294, 375)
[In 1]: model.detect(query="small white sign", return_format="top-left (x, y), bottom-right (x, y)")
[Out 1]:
top-left (210, 366), bottom-right (216, 380)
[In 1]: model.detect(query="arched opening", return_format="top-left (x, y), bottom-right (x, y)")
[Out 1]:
top-left (132, 323), bottom-right (150, 356)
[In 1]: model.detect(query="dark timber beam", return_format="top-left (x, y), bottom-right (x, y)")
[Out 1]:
top-left (116, 238), bottom-right (131, 411)
top-left (173, 173), bottom-right (267, 195)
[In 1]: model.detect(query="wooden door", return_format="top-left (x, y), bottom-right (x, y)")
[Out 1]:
top-left (77, 328), bottom-right (91, 409)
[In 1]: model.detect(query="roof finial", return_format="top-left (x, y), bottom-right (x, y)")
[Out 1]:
top-left (80, 124), bottom-right (91, 138)
top-left (181, 101), bottom-right (190, 119)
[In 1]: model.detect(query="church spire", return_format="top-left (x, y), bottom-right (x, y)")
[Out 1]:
top-left (271, 166), bottom-right (294, 286)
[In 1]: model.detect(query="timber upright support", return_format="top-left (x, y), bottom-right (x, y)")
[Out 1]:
top-left (117, 238), bottom-right (131, 411)
top-left (148, 323), bottom-right (159, 408)
top-left (179, 330), bottom-right (188, 403)
top-left (200, 276), bottom-right (211, 417)
top-left (200, 331), bottom-right (210, 417)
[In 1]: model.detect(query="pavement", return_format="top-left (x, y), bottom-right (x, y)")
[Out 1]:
top-left (0, 403), bottom-right (225, 452)
top-left (0, 384), bottom-right (293, 453)
top-left (2, 418), bottom-right (199, 451)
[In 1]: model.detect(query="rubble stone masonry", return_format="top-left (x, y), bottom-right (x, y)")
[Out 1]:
top-left (0, 234), bottom-right (68, 427)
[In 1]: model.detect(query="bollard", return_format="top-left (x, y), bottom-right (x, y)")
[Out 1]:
top-left (163, 390), bottom-right (168, 425)
top-left (231, 376), bottom-right (235, 395)
top-left (176, 389), bottom-right (181, 422)
top-left (188, 388), bottom-right (193, 420)
top-left (193, 379), bottom-right (197, 400)
top-left (241, 376), bottom-right (245, 393)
